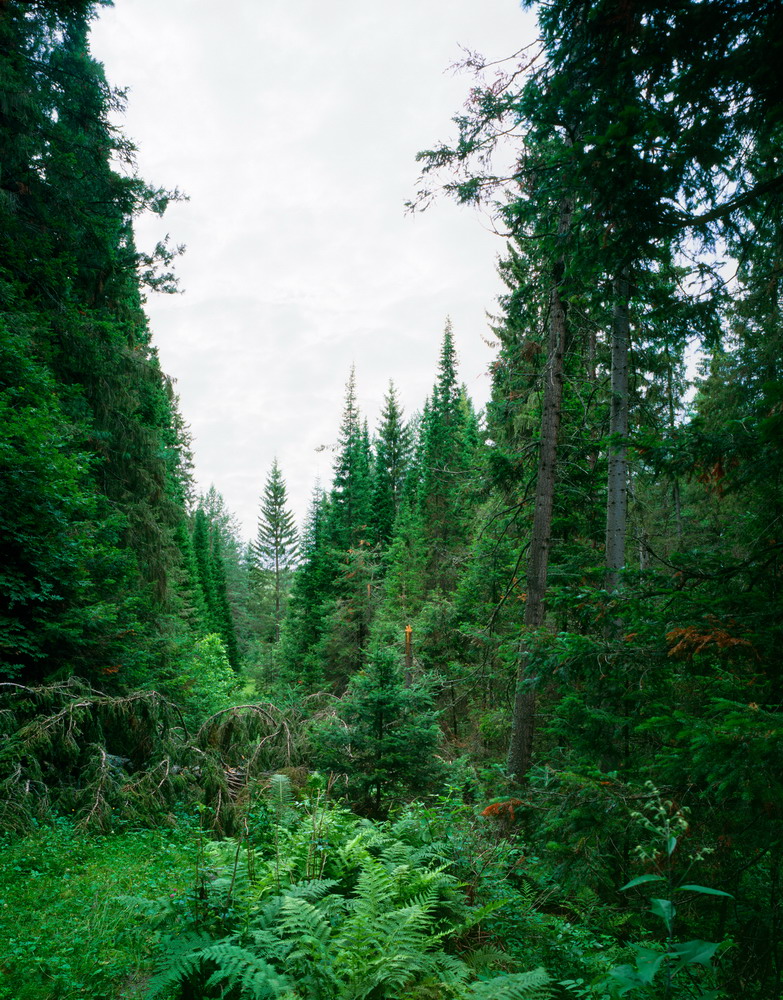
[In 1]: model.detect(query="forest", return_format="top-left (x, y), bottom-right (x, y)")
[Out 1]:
top-left (0, 1), bottom-right (781, 998)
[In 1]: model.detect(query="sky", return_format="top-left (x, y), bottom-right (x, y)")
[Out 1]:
top-left (90, 0), bottom-right (538, 539)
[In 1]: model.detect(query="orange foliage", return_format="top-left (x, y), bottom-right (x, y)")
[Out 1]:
top-left (481, 798), bottom-right (523, 822)
top-left (666, 620), bottom-right (757, 660)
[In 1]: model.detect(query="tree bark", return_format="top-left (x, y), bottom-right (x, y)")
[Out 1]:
top-left (507, 203), bottom-right (571, 782)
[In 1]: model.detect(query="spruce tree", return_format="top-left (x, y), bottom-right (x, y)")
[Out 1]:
top-left (252, 459), bottom-right (298, 643)
top-left (329, 366), bottom-right (374, 551)
top-left (279, 486), bottom-right (336, 691)
top-left (372, 381), bottom-right (412, 547)
top-left (419, 320), bottom-right (476, 591)
top-left (310, 645), bottom-right (441, 817)
top-left (0, 1), bottom-right (190, 685)
top-left (191, 506), bottom-right (240, 669)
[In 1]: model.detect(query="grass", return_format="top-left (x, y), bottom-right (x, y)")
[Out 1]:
top-left (0, 817), bottom-right (199, 1000)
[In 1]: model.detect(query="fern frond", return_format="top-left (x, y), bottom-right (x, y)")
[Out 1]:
top-left (466, 967), bottom-right (553, 1000)
top-left (286, 877), bottom-right (340, 900)
top-left (267, 773), bottom-right (292, 811)
top-left (201, 941), bottom-right (291, 998)
top-left (146, 931), bottom-right (217, 999)
top-left (461, 944), bottom-right (514, 973)
top-left (279, 895), bottom-right (334, 946)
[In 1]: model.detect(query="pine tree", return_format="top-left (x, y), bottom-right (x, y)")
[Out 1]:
top-left (252, 459), bottom-right (298, 643)
top-left (372, 381), bottom-right (412, 547)
top-left (329, 366), bottom-right (374, 551)
top-left (419, 320), bottom-right (476, 591)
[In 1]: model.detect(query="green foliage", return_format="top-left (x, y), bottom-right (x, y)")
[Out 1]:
top-left (0, 678), bottom-right (305, 838)
top-left (1, 0), bottom-right (193, 688)
top-left (310, 645), bottom-right (442, 815)
top-left (466, 969), bottom-right (552, 1000)
top-left (278, 487), bottom-right (337, 692)
top-left (0, 678), bottom-right (191, 833)
top-left (418, 320), bottom-right (478, 592)
top-left (192, 506), bottom-right (241, 669)
top-left (174, 633), bottom-right (240, 727)
top-left (372, 381), bottom-right (412, 546)
top-left (251, 459), bottom-right (299, 645)
top-left (139, 791), bottom-right (553, 1000)
top-left (603, 786), bottom-right (732, 997)
top-left (0, 819), bottom-right (198, 1000)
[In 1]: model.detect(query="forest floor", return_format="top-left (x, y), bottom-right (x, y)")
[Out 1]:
top-left (0, 820), bottom-right (199, 1000)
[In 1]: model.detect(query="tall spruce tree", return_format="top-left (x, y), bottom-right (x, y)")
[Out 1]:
top-left (372, 381), bottom-right (412, 546)
top-left (191, 506), bottom-right (240, 669)
top-left (329, 366), bottom-right (374, 551)
top-left (419, 320), bottom-right (476, 591)
top-left (253, 459), bottom-right (298, 643)
top-left (279, 485), bottom-right (335, 691)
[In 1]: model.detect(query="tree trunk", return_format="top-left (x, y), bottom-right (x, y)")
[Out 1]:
top-left (507, 204), bottom-right (571, 782)
top-left (605, 271), bottom-right (630, 594)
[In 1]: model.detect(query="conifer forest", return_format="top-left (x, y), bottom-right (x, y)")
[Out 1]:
top-left (1, 2), bottom-right (782, 999)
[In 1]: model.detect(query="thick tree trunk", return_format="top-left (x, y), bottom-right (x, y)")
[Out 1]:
top-left (605, 272), bottom-right (630, 594)
top-left (507, 206), bottom-right (570, 782)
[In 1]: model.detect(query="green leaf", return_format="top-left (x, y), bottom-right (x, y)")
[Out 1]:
top-left (650, 897), bottom-right (675, 932)
top-left (669, 939), bottom-right (720, 967)
top-left (632, 945), bottom-right (666, 985)
top-left (677, 884), bottom-right (733, 898)
top-left (620, 874), bottom-right (665, 891)
top-left (667, 835), bottom-right (677, 856)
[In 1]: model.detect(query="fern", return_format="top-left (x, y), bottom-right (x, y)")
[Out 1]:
top-left (461, 944), bottom-right (515, 973)
top-left (465, 967), bottom-right (553, 1000)
top-left (267, 773), bottom-right (293, 812)
top-left (148, 935), bottom-right (292, 1000)
top-left (201, 942), bottom-right (291, 999)
top-left (146, 932), bottom-right (217, 999)
top-left (286, 877), bottom-right (340, 900)
top-left (140, 797), bottom-right (554, 1000)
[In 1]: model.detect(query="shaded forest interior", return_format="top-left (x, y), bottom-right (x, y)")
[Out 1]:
top-left (1, 1), bottom-right (781, 998)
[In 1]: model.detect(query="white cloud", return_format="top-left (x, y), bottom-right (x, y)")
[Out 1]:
top-left (91, 0), bottom-right (537, 535)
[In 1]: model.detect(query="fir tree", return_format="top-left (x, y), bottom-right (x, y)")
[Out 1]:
top-left (252, 459), bottom-right (298, 643)
top-left (372, 381), bottom-right (412, 547)
top-left (311, 645), bottom-right (441, 816)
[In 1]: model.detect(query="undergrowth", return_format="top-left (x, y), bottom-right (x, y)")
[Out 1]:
top-left (0, 818), bottom-right (199, 1000)
top-left (129, 773), bottom-right (598, 1000)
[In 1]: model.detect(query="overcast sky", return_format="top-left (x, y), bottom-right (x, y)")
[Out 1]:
top-left (90, 0), bottom-right (537, 539)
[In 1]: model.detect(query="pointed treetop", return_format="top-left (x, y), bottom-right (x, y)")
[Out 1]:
top-left (255, 458), bottom-right (298, 571)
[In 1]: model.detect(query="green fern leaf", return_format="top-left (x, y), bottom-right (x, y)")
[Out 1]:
top-left (467, 967), bottom-right (553, 1000)
top-left (200, 942), bottom-right (291, 998)
top-left (145, 931), bottom-right (217, 999)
